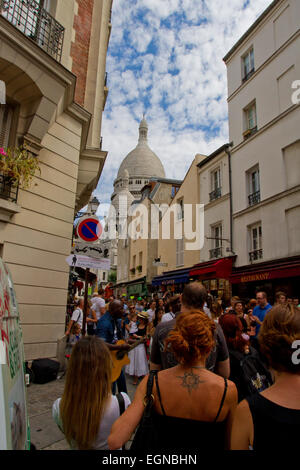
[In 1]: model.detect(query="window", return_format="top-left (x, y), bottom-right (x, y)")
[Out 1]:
top-left (249, 223), bottom-right (263, 262)
top-left (210, 224), bottom-right (223, 259)
top-left (242, 47), bottom-right (254, 82)
top-left (0, 104), bottom-right (14, 148)
top-left (177, 198), bottom-right (184, 220)
top-left (171, 186), bottom-right (179, 198)
top-left (176, 238), bottom-right (184, 267)
top-left (210, 167), bottom-right (221, 201)
top-left (102, 272), bottom-right (106, 281)
top-left (243, 101), bottom-right (257, 139)
top-left (247, 166), bottom-right (260, 206)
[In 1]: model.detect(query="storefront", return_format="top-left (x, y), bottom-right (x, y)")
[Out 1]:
top-left (126, 276), bottom-right (148, 299)
top-left (152, 267), bottom-right (191, 294)
top-left (230, 255), bottom-right (300, 303)
top-left (189, 257), bottom-right (235, 300)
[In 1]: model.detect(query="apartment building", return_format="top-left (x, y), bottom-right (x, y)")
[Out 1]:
top-left (0, 0), bottom-right (112, 359)
top-left (223, 0), bottom-right (300, 300)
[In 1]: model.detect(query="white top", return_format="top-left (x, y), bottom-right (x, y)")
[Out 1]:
top-left (71, 308), bottom-right (83, 327)
top-left (161, 312), bottom-right (176, 323)
top-left (91, 296), bottom-right (106, 320)
top-left (52, 393), bottom-right (131, 450)
top-left (203, 303), bottom-right (212, 319)
top-left (129, 321), bottom-right (138, 335)
top-left (147, 309), bottom-right (155, 322)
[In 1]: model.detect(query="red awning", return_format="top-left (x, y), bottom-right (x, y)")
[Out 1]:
top-left (230, 256), bottom-right (300, 284)
top-left (189, 257), bottom-right (234, 280)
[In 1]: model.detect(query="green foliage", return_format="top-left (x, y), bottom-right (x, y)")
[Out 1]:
top-left (0, 145), bottom-right (41, 189)
top-left (108, 270), bottom-right (117, 283)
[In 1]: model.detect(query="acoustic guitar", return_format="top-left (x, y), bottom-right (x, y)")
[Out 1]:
top-left (110, 337), bottom-right (147, 383)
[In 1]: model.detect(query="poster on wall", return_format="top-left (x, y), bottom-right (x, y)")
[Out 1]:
top-left (0, 258), bottom-right (30, 450)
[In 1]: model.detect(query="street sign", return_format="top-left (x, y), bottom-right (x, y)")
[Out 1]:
top-left (73, 241), bottom-right (104, 260)
top-left (153, 262), bottom-right (168, 267)
top-left (76, 216), bottom-right (102, 243)
top-left (66, 254), bottom-right (110, 270)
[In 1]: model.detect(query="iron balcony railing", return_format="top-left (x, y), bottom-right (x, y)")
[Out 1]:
top-left (249, 249), bottom-right (263, 262)
top-left (0, 173), bottom-right (19, 202)
top-left (0, 0), bottom-right (65, 62)
top-left (248, 190), bottom-right (260, 206)
top-left (210, 246), bottom-right (223, 259)
top-left (209, 186), bottom-right (221, 202)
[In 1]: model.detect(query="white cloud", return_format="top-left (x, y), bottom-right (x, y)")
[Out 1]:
top-left (94, 0), bottom-right (272, 208)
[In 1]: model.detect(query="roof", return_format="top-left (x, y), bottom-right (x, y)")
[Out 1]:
top-left (197, 143), bottom-right (231, 169)
top-left (223, 0), bottom-right (281, 62)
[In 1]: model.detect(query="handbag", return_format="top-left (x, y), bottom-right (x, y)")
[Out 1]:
top-left (130, 370), bottom-right (159, 451)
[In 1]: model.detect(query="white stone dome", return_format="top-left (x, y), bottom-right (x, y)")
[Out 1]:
top-left (117, 118), bottom-right (165, 179)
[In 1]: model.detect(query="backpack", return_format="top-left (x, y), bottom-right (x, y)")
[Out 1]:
top-left (229, 347), bottom-right (273, 401)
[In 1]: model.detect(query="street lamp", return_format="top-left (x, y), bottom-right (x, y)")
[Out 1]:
top-left (90, 196), bottom-right (100, 214)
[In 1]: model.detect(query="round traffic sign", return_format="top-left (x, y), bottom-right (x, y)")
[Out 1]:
top-left (77, 217), bottom-right (102, 242)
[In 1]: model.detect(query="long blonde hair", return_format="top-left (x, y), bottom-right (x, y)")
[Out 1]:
top-left (60, 336), bottom-right (112, 449)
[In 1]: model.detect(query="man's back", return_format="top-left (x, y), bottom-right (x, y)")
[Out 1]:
top-left (150, 315), bottom-right (229, 373)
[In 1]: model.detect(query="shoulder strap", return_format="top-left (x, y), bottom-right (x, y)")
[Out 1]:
top-left (154, 372), bottom-right (167, 416)
top-left (116, 393), bottom-right (125, 415)
top-left (76, 309), bottom-right (81, 323)
top-left (214, 378), bottom-right (228, 422)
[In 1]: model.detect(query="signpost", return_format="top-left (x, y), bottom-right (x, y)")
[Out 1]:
top-left (76, 216), bottom-right (102, 243)
top-left (73, 241), bottom-right (104, 260)
top-left (153, 261), bottom-right (168, 267)
top-left (66, 254), bottom-right (110, 271)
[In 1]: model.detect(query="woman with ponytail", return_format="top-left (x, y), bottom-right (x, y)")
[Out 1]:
top-left (108, 310), bottom-right (237, 451)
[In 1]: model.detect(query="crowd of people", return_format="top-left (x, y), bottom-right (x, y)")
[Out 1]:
top-left (53, 283), bottom-right (300, 452)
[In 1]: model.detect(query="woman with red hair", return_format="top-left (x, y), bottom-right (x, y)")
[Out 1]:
top-left (219, 314), bottom-right (272, 402)
top-left (108, 311), bottom-right (237, 451)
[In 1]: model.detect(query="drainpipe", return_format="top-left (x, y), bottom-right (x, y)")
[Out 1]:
top-left (225, 142), bottom-right (234, 255)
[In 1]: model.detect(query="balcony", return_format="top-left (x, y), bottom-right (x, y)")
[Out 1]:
top-left (248, 190), bottom-right (260, 206)
top-left (210, 246), bottom-right (223, 259)
top-left (0, 0), bottom-right (65, 62)
top-left (249, 249), bottom-right (263, 262)
top-left (209, 186), bottom-right (221, 202)
top-left (242, 68), bottom-right (255, 83)
top-left (0, 173), bottom-right (18, 202)
top-left (243, 126), bottom-right (257, 140)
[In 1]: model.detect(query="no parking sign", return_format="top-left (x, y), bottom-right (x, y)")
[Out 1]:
top-left (76, 216), bottom-right (103, 243)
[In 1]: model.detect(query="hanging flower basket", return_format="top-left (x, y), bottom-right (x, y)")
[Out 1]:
top-left (0, 145), bottom-right (40, 189)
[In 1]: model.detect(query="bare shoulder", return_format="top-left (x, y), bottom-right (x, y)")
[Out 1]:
top-left (234, 399), bottom-right (252, 421)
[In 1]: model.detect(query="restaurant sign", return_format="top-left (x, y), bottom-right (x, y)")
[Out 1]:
top-left (241, 272), bottom-right (270, 283)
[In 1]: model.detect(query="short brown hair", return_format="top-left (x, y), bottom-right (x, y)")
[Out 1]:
top-left (258, 304), bottom-right (300, 373)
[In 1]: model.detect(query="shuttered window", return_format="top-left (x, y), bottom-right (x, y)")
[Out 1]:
top-left (0, 105), bottom-right (13, 148)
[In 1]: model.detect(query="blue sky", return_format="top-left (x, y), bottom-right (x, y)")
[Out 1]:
top-left (94, 0), bottom-right (272, 212)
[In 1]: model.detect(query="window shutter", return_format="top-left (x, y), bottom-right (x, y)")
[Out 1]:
top-left (0, 105), bottom-right (13, 148)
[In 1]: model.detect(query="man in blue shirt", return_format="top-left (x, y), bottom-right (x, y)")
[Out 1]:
top-left (96, 300), bottom-right (130, 394)
top-left (251, 291), bottom-right (272, 340)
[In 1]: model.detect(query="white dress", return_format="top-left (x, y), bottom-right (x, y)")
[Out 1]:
top-left (125, 323), bottom-right (149, 377)
top-left (52, 393), bottom-right (131, 450)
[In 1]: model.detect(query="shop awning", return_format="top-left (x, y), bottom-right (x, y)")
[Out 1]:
top-left (230, 255), bottom-right (300, 284)
top-left (152, 267), bottom-right (191, 286)
top-left (189, 257), bottom-right (234, 280)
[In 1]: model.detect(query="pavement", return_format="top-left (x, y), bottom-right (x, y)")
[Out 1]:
top-left (27, 372), bottom-right (138, 450)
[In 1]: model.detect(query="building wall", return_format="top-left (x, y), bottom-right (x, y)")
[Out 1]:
top-left (0, 0), bottom-right (112, 359)
top-left (157, 157), bottom-right (203, 275)
top-left (225, 0), bottom-right (300, 268)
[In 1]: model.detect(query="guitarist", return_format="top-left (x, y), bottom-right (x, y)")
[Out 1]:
top-left (96, 300), bottom-right (130, 394)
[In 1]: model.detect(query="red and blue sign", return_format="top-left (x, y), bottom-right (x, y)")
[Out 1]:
top-left (77, 217), bottom-right (102, 242)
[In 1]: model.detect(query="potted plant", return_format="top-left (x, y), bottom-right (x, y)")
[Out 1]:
top-left (0, 145), bottom-right (40, 189)
top-left (130, 267), bottom-right (136, 275)
top-left (136, 265), bottom-right (142, 273)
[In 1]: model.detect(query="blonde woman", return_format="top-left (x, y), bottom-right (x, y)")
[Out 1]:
top-left (52, 336), bottom-right (131, 450)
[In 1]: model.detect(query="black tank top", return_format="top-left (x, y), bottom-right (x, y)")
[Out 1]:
top-left (152, 374), bottom-right (228, 450)
top-left (247, 393), bottom-right (300, 451)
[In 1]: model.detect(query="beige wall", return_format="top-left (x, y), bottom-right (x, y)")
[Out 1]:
top-left (0, 0), bottom-right (111, 359)
top-left (157, 157), bottom-right (203, 275)
top-left (225, 0), bottom-right (300, 268)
